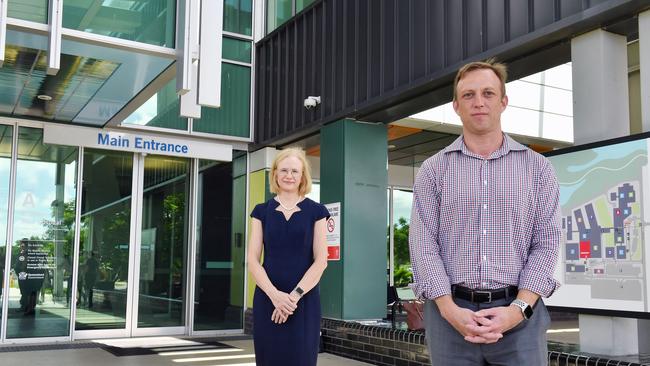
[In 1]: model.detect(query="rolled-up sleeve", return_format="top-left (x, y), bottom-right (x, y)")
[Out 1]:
top-left (519, 160), bottom-right (562, 297)
top-left (409, 159), bottom-right (452, 300)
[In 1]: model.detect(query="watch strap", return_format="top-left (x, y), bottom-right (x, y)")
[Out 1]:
top-left (510, 299), bottom-right (533, 319)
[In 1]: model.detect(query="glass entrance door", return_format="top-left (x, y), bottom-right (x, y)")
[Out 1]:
top-left (74, 149), bottom-right (134, 334)
top-left (73, 151), bottom-right (189, 338)
top-left (133, 154), bottom-right (189, 335)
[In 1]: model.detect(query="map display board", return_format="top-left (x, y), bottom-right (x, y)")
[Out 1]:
top-left (545, 135), bottom-right (650, 313)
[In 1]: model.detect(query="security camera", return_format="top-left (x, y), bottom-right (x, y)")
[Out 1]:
top-left (304, 96), bottom-right (321, 109)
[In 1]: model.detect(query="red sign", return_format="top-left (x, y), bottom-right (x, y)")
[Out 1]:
top-left (327, 246), bottom-right (340, 260)
top-left (579, 241), bottom-right (591, 258)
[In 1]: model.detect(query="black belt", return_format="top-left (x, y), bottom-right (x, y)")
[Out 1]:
top-left (451, 285), bottom-right (518, 303)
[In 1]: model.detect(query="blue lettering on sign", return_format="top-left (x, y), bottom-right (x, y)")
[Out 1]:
top-left (98, 133), bottom-right (189, 155)
top-left (98, 133), bottom-right (129, 147)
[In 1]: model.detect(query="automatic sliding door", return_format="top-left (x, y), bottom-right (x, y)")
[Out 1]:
top-left (75, 149), bottom-right (134, 331)
top-left (136, 155), bottom-right (188, 329)
top-left (6, 127), bottom-right (78, 339)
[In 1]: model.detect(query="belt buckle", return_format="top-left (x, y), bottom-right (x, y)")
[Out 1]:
top-left (474, 290), bottom-right (492, 303)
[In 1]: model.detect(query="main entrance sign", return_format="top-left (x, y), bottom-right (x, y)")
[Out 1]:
top-left (44, 125), bottom-right (232, 161)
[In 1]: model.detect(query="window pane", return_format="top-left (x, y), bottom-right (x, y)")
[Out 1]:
top-left (194, 152), bottom-right (247, 330)
top-left (296, 0), bottom-right (315, 12)
top-left (8, 0), bottom-right (48, 24)
top-left (7, 127), bottom-right (78, 338)
top-left (224, 0), bottom-right (252, 36)
top-left (223, 37), bottom-right (252, 63)
top-left (392, 189), bottom-right (412, 291)
top-left (266, 0), bottom-right (292, 34)
top-left (193, 63), bottom-right (250, 137)
top-left (75, 149), bottom-right (133, 331)
top-left (63, 0), bottom-right (176, 48)
top-left (122, 79), bottom-right (188, 131)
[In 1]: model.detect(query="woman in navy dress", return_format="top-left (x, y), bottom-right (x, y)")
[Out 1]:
top-left (248, 147), bottom-right (329, 366)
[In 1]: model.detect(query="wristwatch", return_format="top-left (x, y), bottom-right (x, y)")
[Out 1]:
top-left (510, 299), bottom-right (533, 320)
top-left (293, 286), bottom-right (304, 297)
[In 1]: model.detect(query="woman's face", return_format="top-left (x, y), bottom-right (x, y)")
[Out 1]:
top-left (275, 155), bottom-right (303, 194)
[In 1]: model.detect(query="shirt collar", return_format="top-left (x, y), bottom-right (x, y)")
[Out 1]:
top-left (444, 133), bottom-right (527, 159)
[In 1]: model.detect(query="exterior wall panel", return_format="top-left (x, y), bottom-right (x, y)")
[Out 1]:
top-left (254, 0), bottom-right (650, 147)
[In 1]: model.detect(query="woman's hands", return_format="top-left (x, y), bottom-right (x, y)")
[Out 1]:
top-left (270, 290), bottom-right (298, 324)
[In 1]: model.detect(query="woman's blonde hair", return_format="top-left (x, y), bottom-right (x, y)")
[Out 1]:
top-left (269, 147), bottom-right (312, 196)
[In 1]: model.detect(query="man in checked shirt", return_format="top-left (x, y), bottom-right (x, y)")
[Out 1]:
top-left (409, 59), bottom-right (561, 366)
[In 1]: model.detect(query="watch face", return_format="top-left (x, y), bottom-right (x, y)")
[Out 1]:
top-left (523, 305), bottom-right (534, 319)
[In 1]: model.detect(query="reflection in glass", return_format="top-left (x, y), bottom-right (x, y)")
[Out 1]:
top-left (7, 127), bottom-right (77, 338)
top-left (0, 125), bottom-right (13, 315)
top-left (75, 149), bottom-right (133, 331)
top-left (8, 0), bottom-right (48, 24)
top-left (122, 79), bottom-right (188, 131)
top-left (193, 64), bottom-right (251, 137)
top-left (224, 0), bottom-right (252, 36)
top-left (194, 153), bottom-right (246, 330)
top-left (63, 1), bottom-right (176, 47)
top-left (138, 155), bottom-right (188, 328)
top-left (266, 0), bottom-right (292, 34)
top-left (223, 37), bottom-right (252, 63)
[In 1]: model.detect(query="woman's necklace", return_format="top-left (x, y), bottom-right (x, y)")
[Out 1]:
top-left (277, 196), bottom-right (301, 211)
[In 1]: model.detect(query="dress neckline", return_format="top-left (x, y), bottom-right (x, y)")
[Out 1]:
top-left (273, 197), bottom-right (307, 222)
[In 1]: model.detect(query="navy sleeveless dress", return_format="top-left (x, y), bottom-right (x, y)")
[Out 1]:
top-left (250, 197), bottom-right (330, 366)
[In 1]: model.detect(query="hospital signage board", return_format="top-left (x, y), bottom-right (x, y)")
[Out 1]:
top-left (44, 125), bottom-right (232, 161)
top-left (325, 202), bottom-right (341, 261)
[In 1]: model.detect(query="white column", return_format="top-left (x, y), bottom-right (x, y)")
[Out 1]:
top-left (571, 29), bottom-right (629, 145)
top-left (639, 10), bottom-right (650, 132)
top-left (571, 29), bottom-right (650, 355)
top-left (249, 147), bottom-right (279, 173)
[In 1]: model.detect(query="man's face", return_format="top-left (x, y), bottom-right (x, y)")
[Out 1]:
top-left (453, 68), bottom-right (508, 137)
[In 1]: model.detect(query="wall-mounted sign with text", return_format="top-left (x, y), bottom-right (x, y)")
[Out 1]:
top-left (324, 202), bottom-right (341, 261)
top-left (43, 125), bottom-right (232, 161)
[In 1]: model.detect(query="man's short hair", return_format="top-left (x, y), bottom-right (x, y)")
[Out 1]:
top-left (453, 58), bottom-right (508, 101)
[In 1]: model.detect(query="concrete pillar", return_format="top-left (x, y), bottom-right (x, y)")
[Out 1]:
top-left (639, 10), bottom-right (650, 132)
top-left (319, 119), bottom-right (388, 320)
top-left (572, 28), bottom-right (650, 355)
top-left (245, 147), bottom-right (277, 309)
top-left (572, 29), bottom-right (630, 145)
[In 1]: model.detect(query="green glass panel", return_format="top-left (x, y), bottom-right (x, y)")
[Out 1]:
top-left (138, 155), bottom-right (189, 328)
top-left (123, 79), bottom-right (188, 131)
top-left (8, 0), bottom-right (48, 24)
top-left (224, 0), bottom-right (252, 36)
top-left (0, 125), bottom-right (12, 317)
top-left (296, 0), bottom-right (316, 12)
top-left (266, 0), bottom-right (292, 34)
top-left (223, 37), bottom-right (251, 63)
top-left (75, 149), bottom-right (133, 331)
top-left (193, 63), bottom-right (250, 137)
top-left (63, 0), bottom-right (176, 48)
top-left (7, 127), bottom-right (78, 339)
top-left (194, 152), bottom-right (247, 330)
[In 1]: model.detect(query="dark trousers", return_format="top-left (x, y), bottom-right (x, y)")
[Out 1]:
top-left (424, 296), bottom-right (551, 366)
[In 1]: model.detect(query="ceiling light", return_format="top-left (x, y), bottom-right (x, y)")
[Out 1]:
top-left (37, 94), bottom-right (52, 101)
top-left (388, 144), bottom-right (397, 150)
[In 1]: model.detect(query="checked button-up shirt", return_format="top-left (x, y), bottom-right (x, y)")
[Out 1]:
top-left (409, 134), bottom-right (562, 300)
